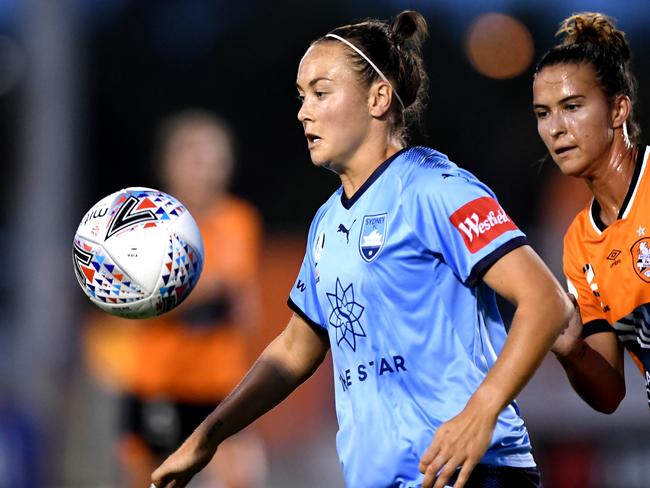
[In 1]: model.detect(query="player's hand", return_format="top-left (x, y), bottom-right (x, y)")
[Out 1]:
top-left (151, 434), bottom-right (216, 488)
top-left (550, 293), bottom-right (583, 358)
top-left (418, 398), bottom-right (497, 488)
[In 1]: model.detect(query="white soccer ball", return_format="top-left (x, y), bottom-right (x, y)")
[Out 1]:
top-left (73, 187), bottom-right (204, 319)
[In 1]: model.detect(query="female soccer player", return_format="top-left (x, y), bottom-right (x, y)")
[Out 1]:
top-left (533, 12), bottom-right (648, 415)
top-left (152, 10), bottom-right (572, 488)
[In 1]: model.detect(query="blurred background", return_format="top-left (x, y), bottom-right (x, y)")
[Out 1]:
top-left (1, 0), bottom-right (649, 487)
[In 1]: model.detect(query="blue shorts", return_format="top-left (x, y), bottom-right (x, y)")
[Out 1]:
top-left (446, 464), bottom-right (543, 487)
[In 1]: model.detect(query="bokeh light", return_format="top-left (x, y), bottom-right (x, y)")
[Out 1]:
top-left (466, 12), bottom-right (534, 79)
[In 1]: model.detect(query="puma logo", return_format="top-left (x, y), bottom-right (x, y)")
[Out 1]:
top-left (337, 220), bottom-right (356, 244)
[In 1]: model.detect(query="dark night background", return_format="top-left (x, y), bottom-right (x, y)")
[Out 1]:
top-left (1, 1), bottom-right (650, 486)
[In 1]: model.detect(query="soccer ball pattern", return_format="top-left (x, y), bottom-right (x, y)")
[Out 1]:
top-left (73, 187), bottom-right (204, 318)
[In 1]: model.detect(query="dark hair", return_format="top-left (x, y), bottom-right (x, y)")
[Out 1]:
top-left (315, 10), bottom-right (429, 144)
top-left (535, 12), bottom-right (640, 142)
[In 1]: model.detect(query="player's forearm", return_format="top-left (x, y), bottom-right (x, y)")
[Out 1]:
top-left (555, 339), bottom-right (625, 413)
top-left (471, 288), bottom-right (573, 415)
top-left (192, 322), bottom-right (328, 450)
top-left (195, 356), bottom-right (295, 449)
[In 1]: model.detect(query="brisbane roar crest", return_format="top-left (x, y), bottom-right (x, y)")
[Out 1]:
top-left (631, 238), bottom-right (650, 283)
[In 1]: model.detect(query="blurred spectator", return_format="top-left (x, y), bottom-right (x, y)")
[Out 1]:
top-left (83, 109), bottom-right (267, 488)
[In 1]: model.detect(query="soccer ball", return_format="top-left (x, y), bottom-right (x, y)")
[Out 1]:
top-left (73, 187), bottom-right (204, 319)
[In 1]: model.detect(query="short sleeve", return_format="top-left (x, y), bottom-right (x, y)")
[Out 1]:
top-left (563, 231), bottom-right (610, 326)
top-left (288, 220), bottom-right (327, 332)
top-left (404, 169), bottom-right (527, 286)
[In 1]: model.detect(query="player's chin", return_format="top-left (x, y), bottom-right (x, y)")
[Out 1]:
top-left (554, 158), bottom-right (586, 178)
top-left (310, 153), bottom-right (333, 169)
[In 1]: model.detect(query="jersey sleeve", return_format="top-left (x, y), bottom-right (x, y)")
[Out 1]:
top-left (563, 228), bottom-right (612, 335)
top-left (404, 169), bottom-right (527, 286)
top-left (288, 216), bottom-right (327, 333)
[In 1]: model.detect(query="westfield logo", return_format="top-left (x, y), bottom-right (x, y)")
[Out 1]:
top-left (449, 197), bottom-right (517, 253)
top-left (457, 209), bottom-right (511, 242)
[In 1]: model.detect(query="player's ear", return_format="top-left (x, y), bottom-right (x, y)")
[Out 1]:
top-left (368, 81), bottom-right (393, 118)
top-left (611, 94), bottom-right (631, 130)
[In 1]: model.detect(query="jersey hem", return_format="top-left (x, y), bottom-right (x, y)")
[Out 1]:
top-left (481, 453), bottom-right (536, 469)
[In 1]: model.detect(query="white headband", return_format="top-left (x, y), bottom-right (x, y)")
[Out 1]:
top-left (325, 33), bottom-right (405, 109)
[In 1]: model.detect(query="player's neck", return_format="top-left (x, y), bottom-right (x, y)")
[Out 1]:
top-left (183, 190), bottom-right (228, 216)
top-left (587, 136), bottom-right (637, 226)
top-left (338, 137), bottom-right (403, 199)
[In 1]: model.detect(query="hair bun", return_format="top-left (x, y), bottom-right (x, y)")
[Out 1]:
top-left (558, 12), bottom-right (630, 60)
top-left (390, 10), bottom-right (428, 50)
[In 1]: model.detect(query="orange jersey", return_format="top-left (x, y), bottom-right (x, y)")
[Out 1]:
top-left (84, 195), bottom-right (263, 402)
top-left (563, 145), bottom-right (650, 404)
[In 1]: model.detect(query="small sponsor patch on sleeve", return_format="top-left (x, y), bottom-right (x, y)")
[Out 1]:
top-left (449, 197), bottom-right (518, 253)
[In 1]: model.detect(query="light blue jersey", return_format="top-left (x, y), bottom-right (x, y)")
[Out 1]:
top-left (288, 147), bottom-right (535, 488)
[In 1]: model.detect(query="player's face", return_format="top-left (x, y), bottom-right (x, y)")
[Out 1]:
top-left (163, 123), bottom-right (233, 205)
top-left (533, 62), bottom-right (616, 178)
top-left (296, 42), bottom-right (373, 170)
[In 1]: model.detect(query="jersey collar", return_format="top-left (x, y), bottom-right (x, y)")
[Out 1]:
top-left (590, 144), bottom-right (649, 233)
top-left (340, 147), bottom-right (409, 209)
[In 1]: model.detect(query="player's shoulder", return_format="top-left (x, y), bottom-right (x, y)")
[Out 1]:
top-left (394, 146), bottom-right (485, 195)
top-left (563, 201), bottom-right (593, 250)
top-left (392, 146), bottom-right (456, 176)
top-left (222, 195), bottom-right (260, 218)
top-left (206, 195), bottom-right (263, 233)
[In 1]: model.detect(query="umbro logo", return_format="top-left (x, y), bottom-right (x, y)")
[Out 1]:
top-left (607, 249), bottom-right (622, 268)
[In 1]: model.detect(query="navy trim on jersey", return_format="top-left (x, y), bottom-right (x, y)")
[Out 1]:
top-left (287, 298), bottom-right (329, 337)
top-left (341, 147), bottom-right (410, 209)
top-left (466, 236), bottom-right (529, 287)
top-left (582, 318), bottom-right (614, 338)
top-left (590, 144), bottom-right (645, 232)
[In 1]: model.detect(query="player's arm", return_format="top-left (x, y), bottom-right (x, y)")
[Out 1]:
top-left (551, 313), bottom-right (625, 413)
top-left (552, 235), bottom-right (627, 412)
top-left (151, 313), bottom-right (330, 488)
top-left (420, 245), bottom-right (572, 488)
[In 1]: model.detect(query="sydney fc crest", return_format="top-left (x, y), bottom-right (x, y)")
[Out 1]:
top-left (359, 213), bottom-right (387, 262)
